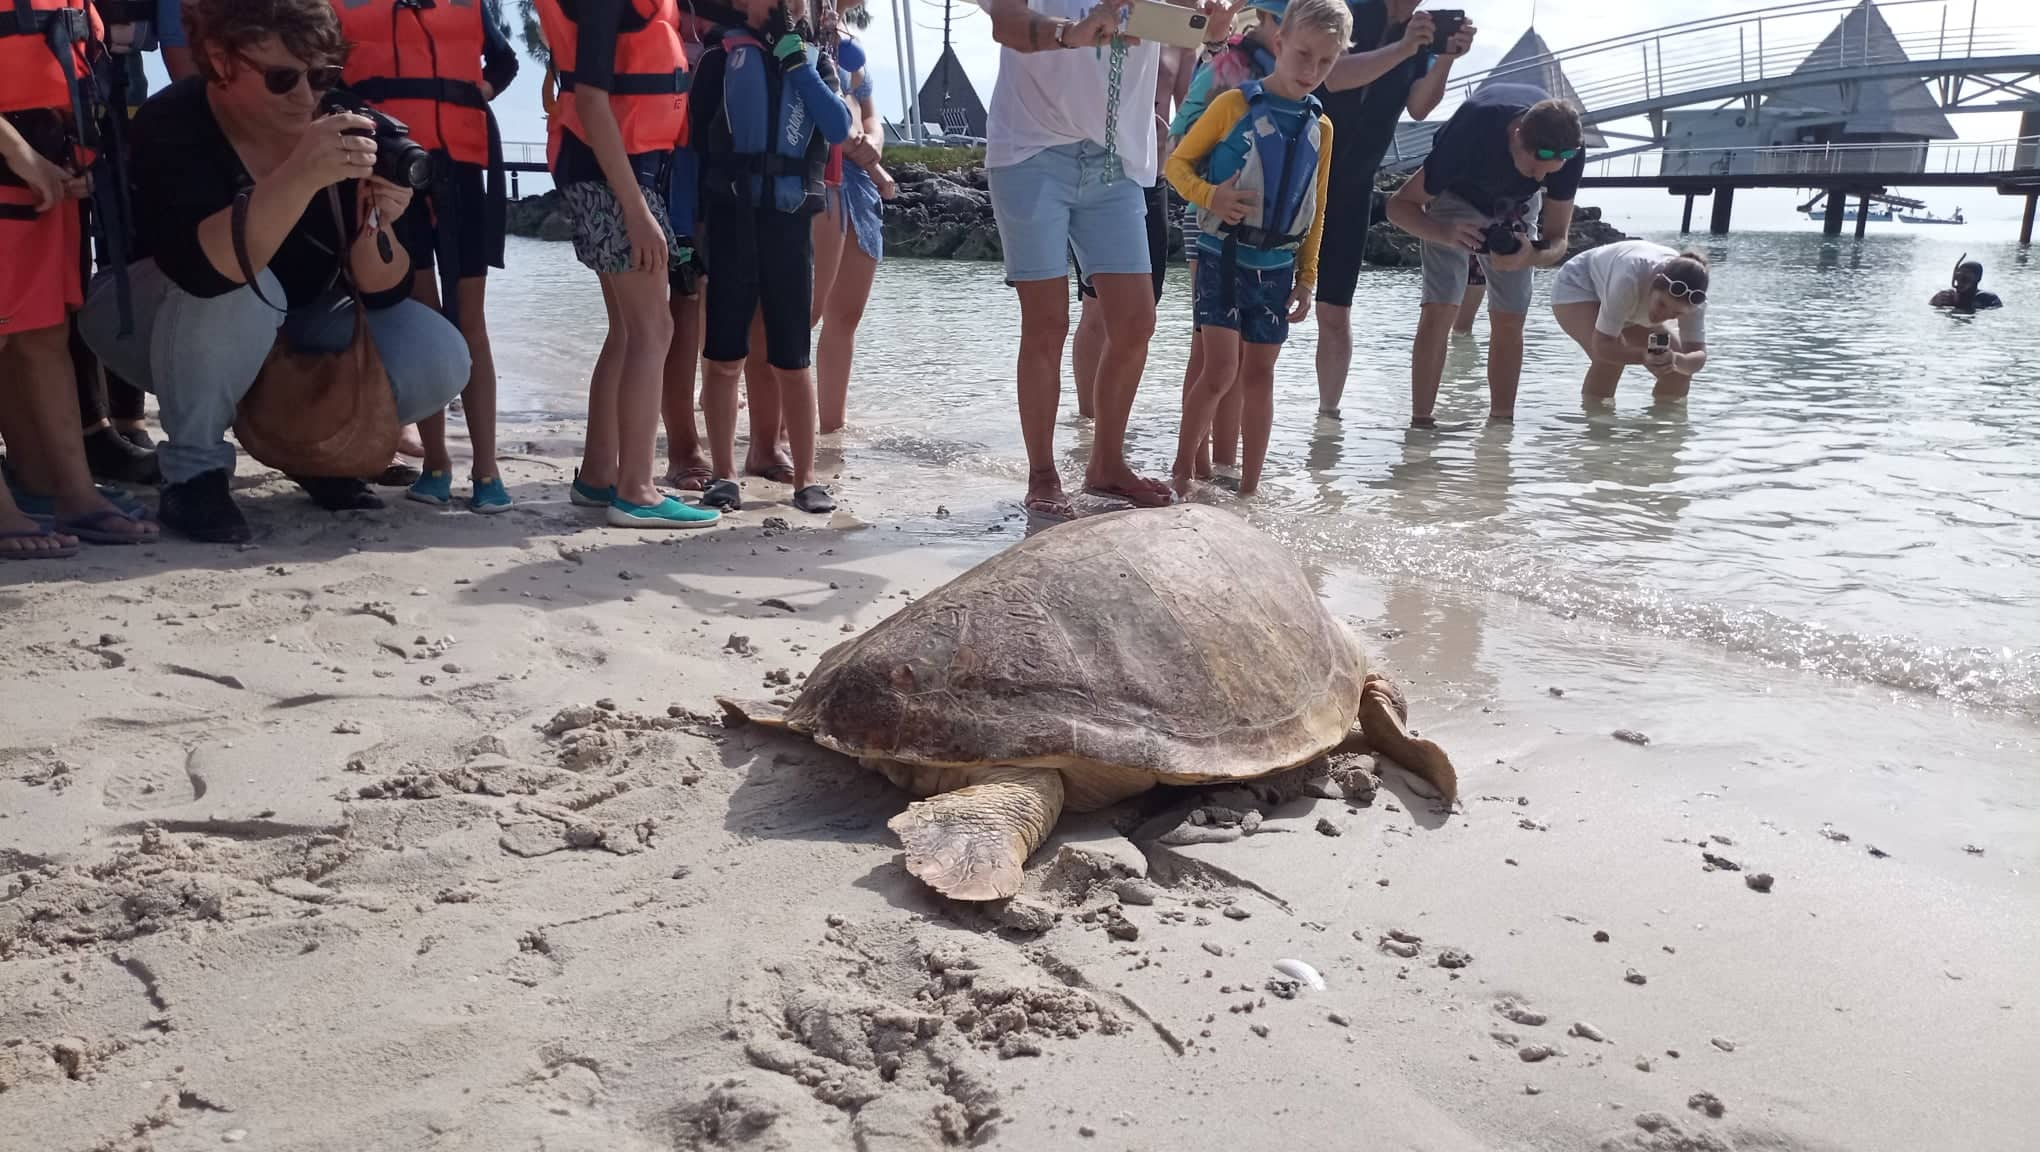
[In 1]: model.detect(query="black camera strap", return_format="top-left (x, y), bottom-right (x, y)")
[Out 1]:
top-left (233, 184), bottom-right (353, 314)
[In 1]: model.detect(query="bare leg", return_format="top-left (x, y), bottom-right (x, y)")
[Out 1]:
top-left (1237, 341), bottom-right (1279, 497)
top-left (1314, 300), bottom-right (1352, 415)
top-left (701, 356), bottom-right (743, 481)
top-left (1410, 302), bottom-right (1456, 425)
top-left (1452, 282), bottom-right (1485, 334)
top-left (1072, 294), bottom-right (1103, 419)
top-left (1083, 272), bottom-right (1162, 498)
top-left (742, 310), bottom-right (794, 480)
top-left (605, 270), bottom-right (675, 508)
top-left (407, 274), bottom-right (455, 477)
top-left (455, 276), bottom-right (500, 484)
top-left (815, 220), bottom-right (876, 434)
top-left (811, 203), bottom-right (846, 329)
top-left (1486, 310), bottom-right (1525, 422)
top-left (1212, 382), bottom-right (1242, 469)
top-left (1173, 324), bottom-right (1241, 492)
top-left (661, 284), bottom-right (710, 485)
top-left (0, 325), bottom-right (155, 539)
top-left (1180, 258), bottom-right (1210, 475)
top-left (778, 364), bottom-right (819, 492)
top-left (579, 277), bottom-right (626, 489)
top-left (1011, 278), bottom-right (1072, 513)
top-left (1553, 301), bottom-right (1625, 402)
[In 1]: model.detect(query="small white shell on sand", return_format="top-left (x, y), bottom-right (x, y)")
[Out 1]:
top-left (1273, 958), bottom-right (1326, 991)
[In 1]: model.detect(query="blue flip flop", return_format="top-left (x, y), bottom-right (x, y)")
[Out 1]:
top-left (52, 506), bottom-right (157, 545)
top-left (0, 526), bottom-right (78, 559)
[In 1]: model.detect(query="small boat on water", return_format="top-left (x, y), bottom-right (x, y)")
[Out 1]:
top-left (1899, 206), bottom-right (1965, 225)
top-left (1803, 202), bottom-right (1894, 224)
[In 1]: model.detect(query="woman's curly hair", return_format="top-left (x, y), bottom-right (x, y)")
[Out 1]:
top-left (182, 0), bottom-right (348, 86)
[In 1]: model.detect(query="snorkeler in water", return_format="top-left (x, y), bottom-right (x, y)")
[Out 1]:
top-left (1930, 255), bottom-right (2003, 311)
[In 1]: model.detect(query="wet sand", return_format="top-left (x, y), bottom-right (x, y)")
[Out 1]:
top-left (2, 428), bottom-right (2035, 1151)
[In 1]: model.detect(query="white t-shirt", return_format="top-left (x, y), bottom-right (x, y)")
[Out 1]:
top-left (1576, 240), bottom-right (1707, 344)
top-left (975, 0), bottom-right (1162, 185)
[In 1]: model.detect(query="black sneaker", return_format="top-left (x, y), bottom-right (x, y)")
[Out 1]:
top-left (159, 469), bottom-right (252, 543)
top-left (115, 425), bottom-right (155, 450)
top-left (83, 425), bottom-right (162, 486)
top-left (292, 475), bottom-right (386, 511)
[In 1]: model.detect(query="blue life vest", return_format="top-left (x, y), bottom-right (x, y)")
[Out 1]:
top-left (1194, 80), bottom-right (1323, 256)
top-left (716, 27), bottom-right (817, 213)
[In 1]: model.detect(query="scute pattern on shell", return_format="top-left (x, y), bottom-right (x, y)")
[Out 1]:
top-left (783, 506), bottom-right (1368, 786)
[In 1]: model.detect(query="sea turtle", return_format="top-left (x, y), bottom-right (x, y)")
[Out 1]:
top-left (718, 505), bottom-right (1456, 901)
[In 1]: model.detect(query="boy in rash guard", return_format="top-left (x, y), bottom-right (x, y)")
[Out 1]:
top-left (1166, 0), bottom-right (1347, 499)
top-left (689, 0), bottom-right (852, 515)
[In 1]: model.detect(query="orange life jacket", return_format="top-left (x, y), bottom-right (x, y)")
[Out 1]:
top-left (0, 0), bottom-right (98, 117)
top-left (534, 0), bottom-right (687, 166)
top-left (334, 0), bottom-right (490, 166)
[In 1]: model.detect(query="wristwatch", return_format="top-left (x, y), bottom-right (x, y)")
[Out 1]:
top-left (1054, 19), bottom-right (1072, 48)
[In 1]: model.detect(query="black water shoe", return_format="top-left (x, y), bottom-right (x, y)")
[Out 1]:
top-left (159, 469), bottom-right (251, 543)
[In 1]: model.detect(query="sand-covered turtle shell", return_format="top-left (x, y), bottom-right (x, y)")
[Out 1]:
top-left (781, 505), bottom-right (1368, 797)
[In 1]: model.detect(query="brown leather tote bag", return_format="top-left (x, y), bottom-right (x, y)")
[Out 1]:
top-left (228, 186), bottom-right (400, 478)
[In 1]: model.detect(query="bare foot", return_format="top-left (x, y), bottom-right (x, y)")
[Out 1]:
top-left (661, 449), bottom-right (714, 491)
top-left (1084, 468), bottom-right (1174, 508)
top-left (1023, 467), bottom-right (1075, 522)
top-left (396, 424), bottom-right (425, 458)
top-left (743, 448), bottom-right (796, 485)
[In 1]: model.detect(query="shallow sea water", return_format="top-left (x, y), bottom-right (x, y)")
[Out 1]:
top-left (490, 229), bottom-right (2040, 719)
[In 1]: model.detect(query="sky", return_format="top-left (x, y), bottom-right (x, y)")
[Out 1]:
top-left (140, 0), bottom-right (2040, 233)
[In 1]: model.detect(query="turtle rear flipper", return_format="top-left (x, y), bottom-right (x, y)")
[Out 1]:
top-left (1357, 677), bottom-right (1458, 808)
top-left (887, 766), bottom-right (1066, 901)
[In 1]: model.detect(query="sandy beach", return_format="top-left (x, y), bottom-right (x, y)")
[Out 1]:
top-left (3, 428), bottom-right (2036, 1152)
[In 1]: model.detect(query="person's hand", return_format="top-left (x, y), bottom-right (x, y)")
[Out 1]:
top-left (1199, 1), bottom-right (1243, 45)
top-left (1488, 244), bottom-right (1538, 272)
top-left (480, 80), bottom-right (497, 102)
top-left (1443, 18), bottom-right (1477, 57)
top-left (285, 112), bottom-right (378, 191)
top-left (1286, 284), bottom-right (1311, 323)
top-left (773, 33), bottom-right (809, 69)
top-left (844, 131), bottom-right (881, 168)
top-left (622, 195), bottom-right (669, 277)
top-left (1399, 10), bottom-right (1436, 58)
top-left (1432, 215), bottom-right (1487, 251)
top-left (359, 176), bottom-right (413, 230)
top-left (1, 145), bottom-right (83, 211)
top-left (1643, 340), bottom-right (1676, 374)
top-left (1207, 174), bottom-right (1259, 226)
top-left (1067, 2), bottom-right (1136, 49)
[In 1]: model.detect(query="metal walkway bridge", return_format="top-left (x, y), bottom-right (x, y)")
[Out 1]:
top-left (1379, 0), bottom-right (2040, 237)
top-left (499, 1), bottom-right (2040, 238)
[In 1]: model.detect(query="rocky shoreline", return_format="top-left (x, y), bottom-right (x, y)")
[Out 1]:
top-left (505, 163), bottom-right (1631, 265)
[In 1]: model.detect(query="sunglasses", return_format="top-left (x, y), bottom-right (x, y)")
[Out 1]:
top-left (1656, 274), bottom-right (1706, 305)
top-left (1533, 146), bottom-right (1581, 161)
top-left (239, 54), bottom-right (345, 95)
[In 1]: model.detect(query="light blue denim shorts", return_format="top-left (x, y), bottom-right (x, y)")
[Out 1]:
top-left (987, 141), bottom-right (1152, 284)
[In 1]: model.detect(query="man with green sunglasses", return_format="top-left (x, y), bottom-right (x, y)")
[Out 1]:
top-left (1385, 83), bottom-right (1586, 427)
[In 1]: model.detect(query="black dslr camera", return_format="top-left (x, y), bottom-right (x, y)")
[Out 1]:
top-left (319, 89), bottom-right (433, 190)
top-left (1479, 221), bottom-right (1524, 256)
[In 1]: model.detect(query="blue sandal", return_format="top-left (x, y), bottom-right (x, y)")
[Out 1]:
top-left (1, 526), bottom-right (79, 560)
top-left (52, 506), bottom-right (157, 545)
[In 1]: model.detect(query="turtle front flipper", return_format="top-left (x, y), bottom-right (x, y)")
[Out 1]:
top-left (886, 766), bottom-right (1066, 901)
top-left (1357, 675), bottom-right (1459, 808)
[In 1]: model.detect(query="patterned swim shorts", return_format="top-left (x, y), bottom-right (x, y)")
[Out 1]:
top-left (561, 180), bottom-right (690, 275)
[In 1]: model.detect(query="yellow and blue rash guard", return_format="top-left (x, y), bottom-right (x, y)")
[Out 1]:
top-left (1166, 87), bottom-right (1336, 288)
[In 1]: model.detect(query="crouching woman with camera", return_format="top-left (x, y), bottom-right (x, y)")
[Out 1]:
top-left (1550, 240), bottom-right (1710, 403)
top-left (77, 0), bottom-right (470, 543)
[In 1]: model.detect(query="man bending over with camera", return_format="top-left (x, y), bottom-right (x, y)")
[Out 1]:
top-left (77, 0), bottom-right (470, 543)
top-left (1386, 85), bottom-right (1583, 427)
